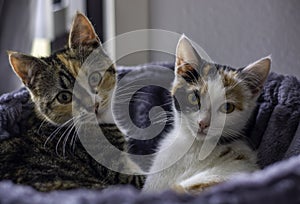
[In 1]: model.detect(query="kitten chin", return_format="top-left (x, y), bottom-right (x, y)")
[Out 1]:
top-left (195, 130), bottom-right (208, 140)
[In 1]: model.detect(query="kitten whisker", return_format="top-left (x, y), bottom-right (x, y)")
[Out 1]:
top-left (160, 101), bottom-right (173, 106)
top-left (115, 91), bottom-right (156, 100)
top-left (44, 113), bottom-right (92, 157)
top-left (222, 129), bottom-right (246, 141)
top-left (116, 87), bottom-right (151, 96)
top-left (63, 113), bottom-right (90, 156)
top-left (151, 119), bottom-right (173, 125)
top-left (114, 98), bottom-right (152, 106)
top-left (224, 128), bottom-right (246, 137)
top-left (37, 118), bottom-right (50, 135)
top-left (72, 123), bottom-right (81, 153)
top-left (149, 111), bottom-right (173, 119)
top-left (44, 118), bottom-right (73, 149)
top-left (70, 118), bottom-right (81, 153)
top-left (62, 124), bottom-right (76, 157)
top-left (70, 113), bottom-right (95, 153)
top-left (117, 78), bottom-right (155, 92)
top-left (120, 97), bottom-right (154, 106)
top-left (56, 122), bottom-right (75, 157)
top-left (151, 118), bottom-right (174, 125)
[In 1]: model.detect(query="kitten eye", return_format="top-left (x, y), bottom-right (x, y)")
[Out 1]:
top-left (89, 71), bottom-right (102, 87)
top-left (57, 91), bottom-right (72, 104)
top-left (219, 103), bottom-right (235, 114)
top-left (187, 93), bottom-right (200, 106)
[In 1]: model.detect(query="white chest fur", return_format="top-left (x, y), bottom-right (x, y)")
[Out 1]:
top-left (143, 127), bottom-right (258, 192)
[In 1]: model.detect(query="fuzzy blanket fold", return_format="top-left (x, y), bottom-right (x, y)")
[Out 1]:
top-left (0, 62), bottom-right (299, 204)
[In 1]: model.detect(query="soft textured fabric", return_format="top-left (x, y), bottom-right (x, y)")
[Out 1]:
top-left (0, 62), bottom-right (299, 204)
top-left (0, 155), bottom-right (299, 204)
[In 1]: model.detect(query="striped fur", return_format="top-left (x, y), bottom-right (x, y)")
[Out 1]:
top-left (3, 12), bottom-right (144, 191)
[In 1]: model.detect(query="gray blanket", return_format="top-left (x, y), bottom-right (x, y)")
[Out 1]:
top-left (0, 63), bottom-right (299, 204)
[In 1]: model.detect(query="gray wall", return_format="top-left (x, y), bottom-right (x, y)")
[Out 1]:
top-left (149, 0), bottom-right (300, 77)
top-left (115, 0), bottom-right (149, 65)
top-left (0, 0), bottom-right (36, 94)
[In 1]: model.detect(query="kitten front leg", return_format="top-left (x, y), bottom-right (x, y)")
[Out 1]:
top-left (172, 181), bottom-right (223, 194)
top-left (172, 172), bottom-right (225, 194)
top-left (174, 160), bottom-right (258, 193)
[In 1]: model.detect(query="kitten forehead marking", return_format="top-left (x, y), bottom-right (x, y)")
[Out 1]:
top-left (57, 53), bottom-right (81, 77)
top-left (173, 64), bottom-right (245, 111)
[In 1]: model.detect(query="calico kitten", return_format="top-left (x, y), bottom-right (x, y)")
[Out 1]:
top-left (0, 12), bottom-right (144, 191)
top-left (143, 35), bottom-right (270, 193)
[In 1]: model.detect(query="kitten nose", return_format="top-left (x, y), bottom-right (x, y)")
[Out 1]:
top-left (94, 102), bottom-right (99, 114)
top-left (199, 120), bottom-right (209, 129)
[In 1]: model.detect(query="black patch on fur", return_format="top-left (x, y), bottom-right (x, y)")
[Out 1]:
top-left (173, 88), bottom-right (200, 113)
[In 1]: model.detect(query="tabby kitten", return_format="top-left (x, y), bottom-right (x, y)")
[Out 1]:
top-left (0, 12), bottom-right (143, 192)
top-left (143, 35), bottom-right (270, 193)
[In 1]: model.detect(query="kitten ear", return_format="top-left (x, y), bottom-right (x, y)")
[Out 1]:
top-left (8, 51), bottom-right (45, 87)
top-left (69, 12), bottom-right (100, 50)
top-left (241, 56), bottom-right (271, 95)
top-left (175, 35), bottom-right (201, 81)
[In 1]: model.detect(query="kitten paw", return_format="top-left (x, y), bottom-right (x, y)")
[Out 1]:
top-left (172, 181), bottom-right (221, 194)
top-left (171, 184), bottom-right (188, 194)
top-left (185, 181), bottom-right (220, 193)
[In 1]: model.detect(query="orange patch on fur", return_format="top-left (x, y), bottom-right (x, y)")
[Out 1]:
top-left (176, 58), bottom-right (196, 76)
top-left (199, 82), bottom-right (208, 95)
top-left (186, 181), bottom-right (222, 194)
top-left (202, 64), bottom-right (212, 77)
top-left (99, 71), bottom-right (116, 92)
top-left (221, 71), bottom-right (244, 111)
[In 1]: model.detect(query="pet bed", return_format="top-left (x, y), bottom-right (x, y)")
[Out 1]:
top-left (0, 62), bottom-right (299, 204)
